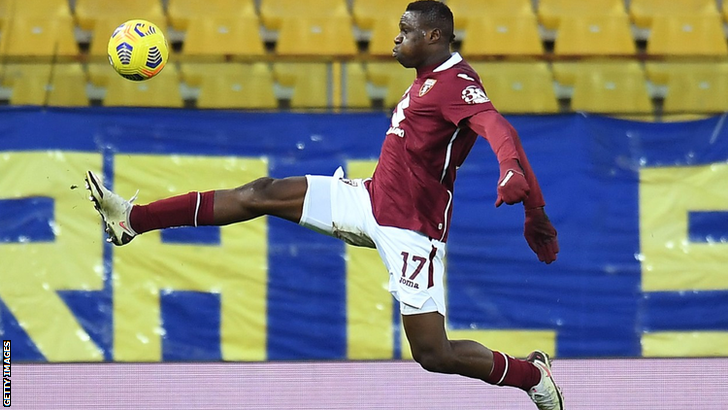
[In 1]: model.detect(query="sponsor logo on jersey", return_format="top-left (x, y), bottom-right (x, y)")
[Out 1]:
top-left (461, 85), bottom-right (489, 104)
top-left (387, 126), bottom-right (405, 138)
top-left (419, 79), bottom-right (437, 96)
top-left (457, 73), bottom-right (475, 82)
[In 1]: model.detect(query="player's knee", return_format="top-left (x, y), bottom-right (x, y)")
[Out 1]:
top-left (412, 349), bottom-right (453, 374)
top-left (234, 177), bottom-right (276, 209)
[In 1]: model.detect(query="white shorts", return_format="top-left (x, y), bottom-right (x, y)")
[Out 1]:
top-left (299, 167), bottom-right (447, 316)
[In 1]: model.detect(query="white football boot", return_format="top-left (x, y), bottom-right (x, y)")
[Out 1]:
top-left (85, 170), bottom-right (138, 246)
top-left (527, 350), bottom-right (565, 410)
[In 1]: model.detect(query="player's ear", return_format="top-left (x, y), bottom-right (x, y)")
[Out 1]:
top-left (427, 28), bottom-right (442, 44)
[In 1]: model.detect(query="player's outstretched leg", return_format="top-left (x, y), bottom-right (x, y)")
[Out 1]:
top-left (85, 171), bottom-right (138, 245)
top-left (526, 350), bottom-right (564, 410)
top-left (85, 171), bottom-right (308, 246)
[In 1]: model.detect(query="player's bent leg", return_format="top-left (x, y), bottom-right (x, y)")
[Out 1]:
top-left (213, 176), bottom-right (308, 225)
top-left (402, 311), bottom-right (495, 380)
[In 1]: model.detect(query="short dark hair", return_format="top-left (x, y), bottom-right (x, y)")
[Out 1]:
top-left (406, 0), bottom-right (455, 43)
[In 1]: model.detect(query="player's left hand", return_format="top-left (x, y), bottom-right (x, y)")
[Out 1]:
top-left (495, 158), bottom-right (530, 207)
top-left (524, 207), bottom-right (559, 264)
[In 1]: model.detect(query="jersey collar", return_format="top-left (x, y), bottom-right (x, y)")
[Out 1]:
top-left (416, 52), bottom-right (462, 78)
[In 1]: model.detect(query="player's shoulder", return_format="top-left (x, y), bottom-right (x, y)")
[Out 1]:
top-left (433, 58), bottom-right (483, 88)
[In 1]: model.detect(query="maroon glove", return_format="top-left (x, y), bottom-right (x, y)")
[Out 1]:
top-left (495, 158), bottom-right (530, 207)
top-left (524, 207), bottom-right (559, 264)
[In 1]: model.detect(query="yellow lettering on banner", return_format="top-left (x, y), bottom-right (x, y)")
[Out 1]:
top-left (642, 332), bottom-right (728, 357)
top-left (345, 160), bottom-right (394, 359)
top-left (640, 164), bottom-right (728, 356)
top-left (0, 151), bottom-right (104, 361)
top-left (113, 155), bottom-right (267, 362)
top-left (640, 164), bottom-right (728, 291)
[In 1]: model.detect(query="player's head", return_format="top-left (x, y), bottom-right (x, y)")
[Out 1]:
top-left (393, 0), bottom-right (455, 69)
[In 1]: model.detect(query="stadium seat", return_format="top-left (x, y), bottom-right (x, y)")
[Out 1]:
top-left (181, 62), bottom-right (278, 109)
top-left (460, 14), bottom-right (543, 57)
top-left (181, 16), bottom-right (266, 59)
top-left (87, 18), bottom-right (127, 58)
top-left (646, 14), bottom-right (728, 56)
top-left (538, 0), bottom-right (627, 30)
top-left (646, 62), bottom-right (728, 113)
top-left (447, 0), bottom-right (534, 29)
top-left (555, 61), bottom-right (652, 114)
top-left (0, 0), bottom-right (72, 18)
top-left (273, 62), bottom-right (330, 108)
top-left (343, 62), bottom-right (371, 108)
top-left (167, 0), bottom-right (257, 31)
top-left (365, 62), bottom-right (414, 108)
top-left (0, 16), bottom-right (79, 58)
top-left (630, 0), bottom-right (719, 29)
top-left (352, 0), bottom-right (410, 31)
top-left (74, 0), bottom-right (166, 31)
top-left (553, 15), bottom-right (636, 56)
top-left (259, 0), bottom-right (350, 31)
top-left (275, 16), bottom-right (358, 56)
top-left (470, 62), bottom-right (559, 114)
top-left (102, 65), bottom-right (183, 108)
top-left (2, 63), bottom-right (88, 106)
top-left (367, 17), bottom-right (398, 56)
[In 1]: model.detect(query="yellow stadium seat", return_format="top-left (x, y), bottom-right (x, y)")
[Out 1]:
top-left (273, 62), bottom-right (329, 108)
top-left (353, 0), bottom-right (410, 31)
top-left (367, 17), bottom-right (397, 56)
top-left (87, 18), bottom-right (128, 58)
top-left (0, 16), bottom-right (79, 58)
top-left (74, 0), bottom-right (166, 31)
top-left (275, 16), bottom-right (357, 57)
top-left (2, 63), bottom-right (88, 106)
top-left (630, 0), bottom-right (719, 29)
top-left (181, 62), bottom-right (278, 109)
top-left (646, 62), bottom-right (728, 113)
top-left (447, 0), bottom-right (534, 29)
top-left (470, 62), bottom-right (559, 114)
top-left (260, 0), bottom-right (349, 31)
top-left (724, 1), bottom-right (728, 21)
top-left (343, 62), bottom-right (371, 109)
top-left (181, 16), bottom-right (266, 59)
top-left (556, 61), bottom-right (652, 114)
top-left (554, 15), bottom-right (636, 56)
top-left (646, 15), bottom-right (728, 56)
top-left (460, 14), bottom-right (543, 57)
top-left (0, 0), bottom-right (71, 18)
top-left (366, 62), bottom-right (414, 108)
top-left (167, 0), bottom-right (257, 31)
top-left (102, 65), bottom-right (183, 108)
top-left (538, 0), bottom-right (627, 30)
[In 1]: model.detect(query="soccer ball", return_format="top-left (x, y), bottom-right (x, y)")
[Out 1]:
top-left (107, 19), bottom-right (168, 81)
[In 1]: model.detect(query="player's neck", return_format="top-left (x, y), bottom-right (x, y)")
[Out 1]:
top-left (416, 50), bottom-right (453, 76)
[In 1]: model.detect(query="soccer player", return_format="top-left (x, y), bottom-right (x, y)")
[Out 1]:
top-left (86, 1), bottom-right (563, 408)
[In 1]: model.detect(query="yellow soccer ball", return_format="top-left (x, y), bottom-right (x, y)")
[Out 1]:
top-left (107, 19), bottom-right (168, 81)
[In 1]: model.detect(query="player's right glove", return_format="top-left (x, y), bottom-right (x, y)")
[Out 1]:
top-left (524, 207), bottom-right (559, 264)
top-left (495, 158), bottom-right (530, 207)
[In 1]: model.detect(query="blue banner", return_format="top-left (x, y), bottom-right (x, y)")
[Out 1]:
top-left (1, 107), bottom-right (727, 361)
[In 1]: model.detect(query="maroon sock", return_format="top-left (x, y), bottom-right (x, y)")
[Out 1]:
top-left (485, 351), bottom-right (542, 391)
top-left (129, 191), bottom-right (215, 234)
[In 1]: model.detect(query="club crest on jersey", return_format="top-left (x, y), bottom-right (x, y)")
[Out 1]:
top-left (461, 85), bottom-right (490, 104)
top-left (419, 79), bottom-right (437, 96)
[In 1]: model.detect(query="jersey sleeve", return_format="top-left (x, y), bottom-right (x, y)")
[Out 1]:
top-left (440, 72), bottom-right (497, 126)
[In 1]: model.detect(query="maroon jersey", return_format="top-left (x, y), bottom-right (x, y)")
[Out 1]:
top-left (366, 53), bottom-right (495, 242)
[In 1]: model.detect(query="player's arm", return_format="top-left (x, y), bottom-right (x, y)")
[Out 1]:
top-left (464, 110), bottom-right (559, 264)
